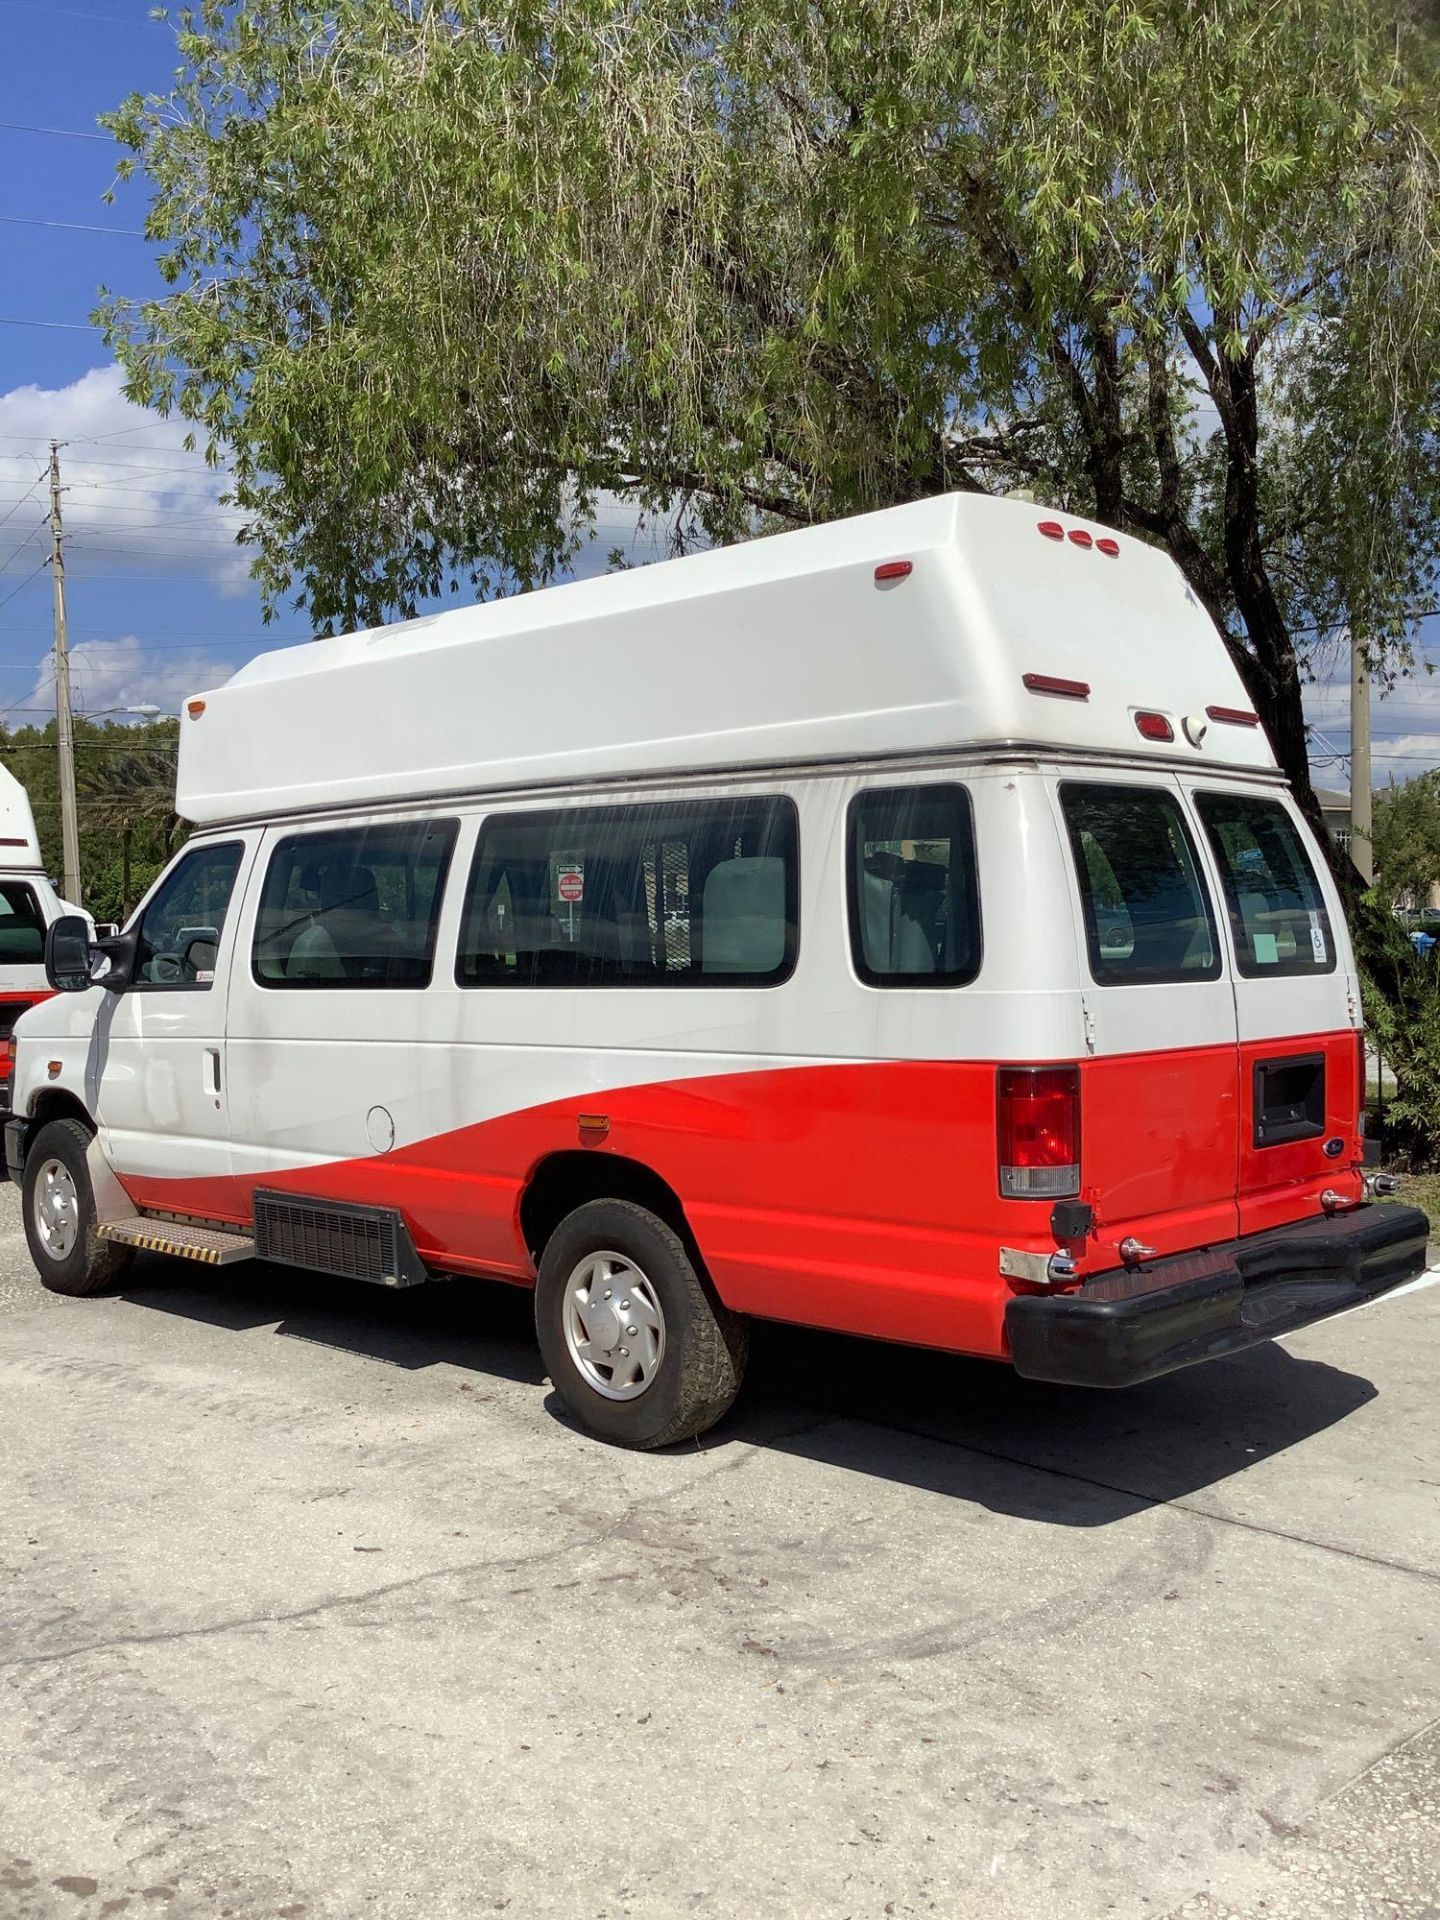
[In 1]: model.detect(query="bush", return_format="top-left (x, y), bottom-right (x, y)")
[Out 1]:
top-left (1358, 896), bottom-right (1440, 1169)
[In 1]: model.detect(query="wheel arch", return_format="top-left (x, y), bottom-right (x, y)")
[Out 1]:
top-left (25, 1088), bottom-right (94, 1136)
top-left (519, 1151), bottom-right (708, 1278)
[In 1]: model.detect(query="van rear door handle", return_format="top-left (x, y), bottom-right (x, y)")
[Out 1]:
top-left (204, 1048), bottom-right (222, 1095)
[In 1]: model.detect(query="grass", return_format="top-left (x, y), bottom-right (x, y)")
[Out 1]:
top-left (1383, 1168), bottom-right (1440, 1234)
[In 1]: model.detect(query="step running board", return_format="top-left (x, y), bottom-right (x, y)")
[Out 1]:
top-left (98, 1217), bottom-right (256, 1265)
top-left (252, 1189), bottom-right (427, 1289)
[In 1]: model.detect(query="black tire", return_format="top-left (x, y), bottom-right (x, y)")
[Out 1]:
top-left (21, 1117), bottom-right (133, 1298)
top-left (535, 1197), bottom-right (747, 1449)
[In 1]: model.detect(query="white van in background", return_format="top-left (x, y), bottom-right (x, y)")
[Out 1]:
top-left (5, 494), bottom-right (1428, 1447)
top-left (0, 763), bottom-right (88, 1044)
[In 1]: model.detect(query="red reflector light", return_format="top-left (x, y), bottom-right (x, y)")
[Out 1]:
top-left (1037, 520), bottom-right (1065, 541)
top-left (1205, 705), bottom-right (1260, 727)
top-left (0, 1038), bottom-right (15, 1084)
top-left (874, 560), bottom-right (913, 582)
top-left (1067, 529), bottom-right (1093, 549)
top-left (1134, 710), bottom-right (1175, 742)
top-left (1096, 537), bottom-right (1120, 557)
top-left (998, 1066), bottom-right (1080, 1198)
top-left (1023, 672), bottom-right (1090, 700)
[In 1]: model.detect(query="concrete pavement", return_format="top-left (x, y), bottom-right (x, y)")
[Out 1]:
top-left (0, 1184), bottom-right (1436, 1919)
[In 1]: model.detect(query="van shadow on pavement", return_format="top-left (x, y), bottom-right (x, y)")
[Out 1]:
top-left (117, 1254), bottom-right (1376, 1530)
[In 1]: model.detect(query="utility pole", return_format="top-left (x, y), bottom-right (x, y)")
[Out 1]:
top-left (48, 441), bottom-right (82, 908)
top-left (1349, 624), bottom-right (1373, 886)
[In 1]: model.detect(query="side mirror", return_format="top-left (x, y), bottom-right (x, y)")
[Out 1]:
top-left (45, 915), bottom-right (95, 993)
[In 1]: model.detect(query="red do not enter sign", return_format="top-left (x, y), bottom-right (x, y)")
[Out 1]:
top-left (557, 870), bottom-right (584, 903)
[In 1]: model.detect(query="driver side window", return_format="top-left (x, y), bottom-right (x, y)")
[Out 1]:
top-left (132, 841), bottom-right (244, 990)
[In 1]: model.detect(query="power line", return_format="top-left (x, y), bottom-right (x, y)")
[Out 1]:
top-left (0, 316), bottom-right (103, 333)
top-left (0, 1), bottom-right (161, 26)
top-left (0, 215), bottom-right (145, 238)
top-left (0, 557), bottom-right (50, 615)
top-left (0, 119), bottom-right (110, 141)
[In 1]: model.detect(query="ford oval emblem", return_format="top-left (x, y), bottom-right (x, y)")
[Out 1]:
top-left (1323, 1137), bottom-right (1344, 1158)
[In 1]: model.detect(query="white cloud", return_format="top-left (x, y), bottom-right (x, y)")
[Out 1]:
top-left (25, 635), bottom-right (238, 725)
top-left (0, 363), bottom-right (252, 595)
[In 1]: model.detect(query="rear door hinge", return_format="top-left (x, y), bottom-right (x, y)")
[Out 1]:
top-left (1083, 1004), bottom-right (1096, 1055)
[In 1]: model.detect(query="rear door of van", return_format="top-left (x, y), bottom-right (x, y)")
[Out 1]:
top-left (1187, 784), bottom-right (1363, 1236)
top-left (1053, 772), bottom-right (1241, 1266)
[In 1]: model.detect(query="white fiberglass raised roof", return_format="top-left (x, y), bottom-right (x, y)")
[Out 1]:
top-left (176, 492), bottom-right (1275, 826)
top-left (0, 764), bottom-right (44, 870)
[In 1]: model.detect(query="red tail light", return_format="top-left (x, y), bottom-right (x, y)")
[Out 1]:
top-left (1356, 1029), bottom-right (1367, 1136)
top-left (998, 1066), bottom-right (1081, 1198)
top-left (0, 1037), bottom-right (15, 1085)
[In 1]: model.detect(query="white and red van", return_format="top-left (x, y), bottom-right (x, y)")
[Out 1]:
top-left (0, 764), bottom-right (87, 1065)
top-left (6, 494), bottom-right (1427, 1446)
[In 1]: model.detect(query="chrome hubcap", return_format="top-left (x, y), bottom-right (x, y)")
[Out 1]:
top-left (562, 1251), bottom-right (665, 1400)
top-left (34, 1158), bottom-right (79, 1260)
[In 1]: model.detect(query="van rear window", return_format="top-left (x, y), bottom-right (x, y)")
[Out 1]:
top-left (1195, 792), bottom-right (1336, 977)
top-left (1061, 784), bottom-right (1221, 985)
top-left (0, 881), bottom-right (44, 966)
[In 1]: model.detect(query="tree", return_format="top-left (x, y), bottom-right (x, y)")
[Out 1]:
top-left (0, 719), bottom-right (185, 923)
top-left (1373, 771), bottom-right (1440, 910)
top-left (99, 0), bottom-right (1440, 839)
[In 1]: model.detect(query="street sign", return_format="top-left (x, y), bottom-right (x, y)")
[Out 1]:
top-left (557, 870), bottom-right (584, 903)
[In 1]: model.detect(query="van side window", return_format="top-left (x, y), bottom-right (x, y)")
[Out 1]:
top-left (0, 881), bottom-right (45, 966)
top-left (847, 785), bottom-right (981, 987)
top-left (132, 841), bottom-right (245, 989)
top-left (1061, 784), bottom-right (1220, 985)
top-left (456, 796), bottom-right (798, 988)
top-left (1195, 792), bottom-right (1337, 977)
top-left (253, 819), bottom-right (457, 989)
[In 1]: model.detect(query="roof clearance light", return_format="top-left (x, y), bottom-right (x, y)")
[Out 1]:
top-left (874, 560), bottom-right (913, 583)
top-left (1096, 537), bottom-right (1120, 557)
top-left (1023, 672), bottom-right (1091, 701)
top-left (1205, 705), bottom-right (1260, 727)
top-left (1135, 711), bottom-right (1175, 742)
top-left (1067, 529), bottom-right (1094, 549)
top-left (1037, 521), bottom-right (1065, 541)
top-left (186, 699), bottom-right (207, 719)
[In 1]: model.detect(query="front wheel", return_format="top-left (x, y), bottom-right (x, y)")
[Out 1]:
top-left (535, 1198), bottom-right (747, 1449)
top-left (21, 1117), bottom-right (133, 1297)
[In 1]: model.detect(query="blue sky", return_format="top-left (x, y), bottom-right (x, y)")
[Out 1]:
top-left (1, 0), bottom-right (1436, 789)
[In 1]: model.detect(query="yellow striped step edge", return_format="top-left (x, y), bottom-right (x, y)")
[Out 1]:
top-left (97, 1217), bottom-right (256, 1265)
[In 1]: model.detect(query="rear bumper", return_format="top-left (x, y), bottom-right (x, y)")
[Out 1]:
top-left (1005, 1202), bottom-right (1429, 1388)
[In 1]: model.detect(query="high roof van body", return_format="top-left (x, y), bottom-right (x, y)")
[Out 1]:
top-left (6, 495), bottom-right (1426, 1445)
top-left (0, 764), bottom-right (85, 1041)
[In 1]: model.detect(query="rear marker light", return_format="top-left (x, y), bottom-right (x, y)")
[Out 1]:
top-left (186, 699), bottom-right (207, 719)
top-left (1096, 537), bottom-right (1120, 557)
top-left (1205, 705), bottom-right (1260, 727)
top-left (998, 1066), bottom-right (1081, 1199)
top-left (1134, 710), bottom-right (1175, 742)
top-left (1023, 672), bottom-right (1090, 700)
top-left (1037, 520), bottom-right (1065, 541)
top-left (874, 560), bottom-right (913, 583)
top-left (1067, 529), bottom-right (1093, 549)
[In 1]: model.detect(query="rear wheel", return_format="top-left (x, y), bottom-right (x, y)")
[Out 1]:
top-left (22, 1118), bottom-right (132, 1297)
top-left (535, 1198), bottom-right (747, 1449)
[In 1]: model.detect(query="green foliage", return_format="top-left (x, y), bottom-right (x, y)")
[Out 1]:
top-left (1372, 771), bottom-right (1440, 908)
top-left (96, 0), bottom-right (1440, 813)
top-left (1359, 896), bottom-right (1440, 1169)
top-left (0, 720), bottom-right (186, 923)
